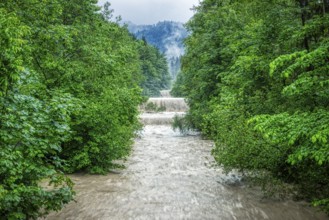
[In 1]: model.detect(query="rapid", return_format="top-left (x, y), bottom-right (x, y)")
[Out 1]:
top-left (45, 90), bottom-right (327, 220)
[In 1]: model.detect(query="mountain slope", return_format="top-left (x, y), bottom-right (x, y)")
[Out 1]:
top-left (126, 21), bottom-right (188, 80)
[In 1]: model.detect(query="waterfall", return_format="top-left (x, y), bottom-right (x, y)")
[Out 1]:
top-left (140, 90), bottom-right (188, 125)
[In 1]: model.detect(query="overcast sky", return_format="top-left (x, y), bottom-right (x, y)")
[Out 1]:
top-left (97, 0), bottom-right (200, 25)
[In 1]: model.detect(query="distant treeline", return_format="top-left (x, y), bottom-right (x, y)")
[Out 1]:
top-left (0, 0), bottom-right (169, 218)
top-left (128, 21), bottom-right (188, 79)
top-left (173, 0), bottom-right (329, 214)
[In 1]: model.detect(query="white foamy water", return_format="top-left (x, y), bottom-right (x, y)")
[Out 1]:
top-left (45, 91), bottom-right (328, 220)
top-left (140, 112), bottom-right (185, 125)
top-left (141, 97), bottom-right (188, 112)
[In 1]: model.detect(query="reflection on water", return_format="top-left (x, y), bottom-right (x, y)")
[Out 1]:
top-left (45, 93), bottom-right (328, 220)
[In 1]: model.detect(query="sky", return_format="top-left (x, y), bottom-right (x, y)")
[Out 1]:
top-left (97, 0), bottom-right (200, 25)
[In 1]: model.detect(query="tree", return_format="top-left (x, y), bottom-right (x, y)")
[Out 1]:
top-left (173, 0), bottom-right (329, 213)
top-left (0, 0), bottom-right (146, 217)
top-left (0, 8), bottom-right (29, 96)
top-left (138, 41), bottom-right (171, 97)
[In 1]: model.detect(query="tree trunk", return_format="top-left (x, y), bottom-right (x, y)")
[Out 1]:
top-left (299, 0), bottom-right (310, 51)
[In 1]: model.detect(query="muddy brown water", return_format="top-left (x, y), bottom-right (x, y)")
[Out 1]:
top-left (45, 97), bottom-right (328, 220)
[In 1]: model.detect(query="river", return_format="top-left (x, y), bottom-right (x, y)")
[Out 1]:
top-left (45, 92), bottom-right (328, 220)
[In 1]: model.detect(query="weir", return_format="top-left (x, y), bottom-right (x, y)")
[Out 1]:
top-left (145, 97), bottom-right (188, 112)
top-left (140, 112), bottom-right (185, 125)
top-left (46, 91), bottom-right (328, 220)
top-left (140, 90), bottom-right (188, 125)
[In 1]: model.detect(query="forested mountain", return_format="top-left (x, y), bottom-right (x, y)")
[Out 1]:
top-left (0, 1), bottom-right (168, 218)
top-left (173, 0), bottom-right (329, 214)
top-left (138, 40), bottom-right (171, 97)
top-left (127, 21), bottom-right (188, 80)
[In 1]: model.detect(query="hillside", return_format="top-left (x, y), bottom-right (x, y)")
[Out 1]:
top-left (126, 21), bottom-right (188, 80)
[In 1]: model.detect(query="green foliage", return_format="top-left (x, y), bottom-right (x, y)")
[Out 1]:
top-left (61, 87), bottom-right (142, 174)
top-left (132, 21), bottom-right (188, 54)
top-left (138, 41), bottom-right (171, 97)
top-left (172, 114), bottom-right (194, 134)
top-left (0, 8), bottom-right (30, 96)
top-left (129, 21), bottom-right (188, 79)
top-left (0, 0), bottom-right (155, 217)
top-left (7, 0), bottom-right (143, 175)
top-left (174, 0), bottom-right (329, 214)
top-left (170, 71), bottom-right (187, 97)
top-left (35, 6), bottom-right (145, 173)
top-left (0, 74), bottom-right (76, 219)
top-left (144, 102), bottom-right (166, 112)
top-left (144, 102), bottom-right (158, 112)
top-left (250, 110), bottom-right (329, 166)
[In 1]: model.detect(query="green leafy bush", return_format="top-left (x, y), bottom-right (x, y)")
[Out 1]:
top-left (0, 89), bottom-right (76, 219)
top-left (0, 0), bottom-right (153, 217)
top-left (172, 114), bottom-right (194, 134)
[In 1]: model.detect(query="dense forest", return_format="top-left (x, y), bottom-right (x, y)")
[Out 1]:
top-left (127, 21), bottom-right (188, 79)
top-left (172, 0), bottom-right (329, 213)
top-left (129, 21), bottom-right (187, 54)
top-left (138, 39), bottom-right (171, 97)
top-left (0, 0), bottom-right (169, 218)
